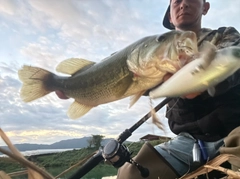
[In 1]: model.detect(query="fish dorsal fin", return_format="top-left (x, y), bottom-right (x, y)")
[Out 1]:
top-left (129, 91), bottom-right (145, 108)
top-left (56, 58), bottom-right (96, 75)
top-left (67, 101), bottom-right (94, 119)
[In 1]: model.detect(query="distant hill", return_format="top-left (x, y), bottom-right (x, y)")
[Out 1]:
top-left (0, 137), bottom-right (114, 152)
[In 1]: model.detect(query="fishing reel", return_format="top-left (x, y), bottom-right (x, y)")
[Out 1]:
top-left (102, 139), bottom-right (131, 168)
top-left (68, 98), bottom-right (171, 179)
top-left (102, 139), bottom-right (149, 178)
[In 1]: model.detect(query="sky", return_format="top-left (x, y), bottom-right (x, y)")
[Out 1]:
top-left (1, 0), bottom-right (240, 146)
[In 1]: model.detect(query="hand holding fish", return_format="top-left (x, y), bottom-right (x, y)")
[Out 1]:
top-left (150, 44), bottom-right (240, 99)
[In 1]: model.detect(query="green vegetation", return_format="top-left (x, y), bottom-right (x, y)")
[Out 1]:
top-left (87, 135), bottom-right (105, 148)
top-left (0, 157), bottom-right (23, 172)
top-left (0, 140), bottom-right (165, 178)
top-left (32, 148), bottom-right (97, 168)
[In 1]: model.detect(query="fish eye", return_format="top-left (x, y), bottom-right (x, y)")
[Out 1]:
top-left (156, 35), bottom-right (166, 42)
top-left (232, 47), bottom-right (240, 58)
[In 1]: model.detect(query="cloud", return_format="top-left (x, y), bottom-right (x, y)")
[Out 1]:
top-left (1, 0), bottom-right (240, 146)
top-left (0, 63), bottom-right (17, 75)
top-left (20, 42), bottom-right (64, 69)
top-left (0, 0), bottom-right (19, 15)
top-left (203, 1), bottom-right (240, 30)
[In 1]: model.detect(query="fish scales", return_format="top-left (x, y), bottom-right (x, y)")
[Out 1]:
top-left (18, 31), bottom-right (198, 119)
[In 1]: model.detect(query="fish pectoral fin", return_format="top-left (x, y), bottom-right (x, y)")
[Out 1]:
top-left (114, 75), bottom-right (133, 98)
top-left (67, 101), bottom-right (93, 119)
top-left (129, 91), bottom-right (145, 108)
top-left (56, 58), bottom-right (96, 75)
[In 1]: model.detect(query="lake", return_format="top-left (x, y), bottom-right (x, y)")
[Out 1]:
top-left (0, 148), bottom-right (78, 157)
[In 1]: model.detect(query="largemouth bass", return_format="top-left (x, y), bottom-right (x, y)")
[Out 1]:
top-left (18, 31), bottom-right (198, 119)
top-left (149, 45), bottom-right (240, 98)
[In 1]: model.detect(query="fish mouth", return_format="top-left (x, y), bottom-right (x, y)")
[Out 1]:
top-left (176, 43), bottom-right (195, 67)
top-left (156, 31), bottom-right (199, 74)
top-left (177, 31), bottom-right (198, 52)
top-left (177, 45), bottom-right (195, 57)
top-left (175, 31), bottom-right (198, 67)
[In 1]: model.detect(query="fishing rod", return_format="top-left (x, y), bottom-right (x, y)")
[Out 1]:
top-left (68, 97), bottom-right (172, 179)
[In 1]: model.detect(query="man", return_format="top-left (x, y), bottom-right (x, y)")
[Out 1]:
top-left (117, 0), bottom-right (240, 178)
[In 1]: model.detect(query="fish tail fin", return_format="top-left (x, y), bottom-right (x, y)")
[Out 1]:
top-left (18, 65), bottom-right (53, 102)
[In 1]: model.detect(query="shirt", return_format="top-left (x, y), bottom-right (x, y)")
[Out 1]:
top-left (166, 27), bottom-right (240, 142)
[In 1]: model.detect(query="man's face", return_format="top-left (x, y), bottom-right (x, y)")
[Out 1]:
top-left (169, 0), bottom-right (208, 29)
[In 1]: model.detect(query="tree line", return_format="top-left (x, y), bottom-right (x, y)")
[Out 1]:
top-left (87, 134), bottom-right (104, 149)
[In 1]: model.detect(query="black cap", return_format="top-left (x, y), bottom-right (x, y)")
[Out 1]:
top-left (163, 5), bottom-right (175, 30)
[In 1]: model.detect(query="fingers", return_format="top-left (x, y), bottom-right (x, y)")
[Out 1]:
top-left (182, 92), bottom-right (202, 99)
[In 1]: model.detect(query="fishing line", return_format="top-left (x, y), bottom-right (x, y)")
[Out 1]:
top-left (68, 98), bottom-right (173, 179)
top-left (164, 97), bottom-right (180, 116)
top-left (126, 141), bottom-right (136, 149)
